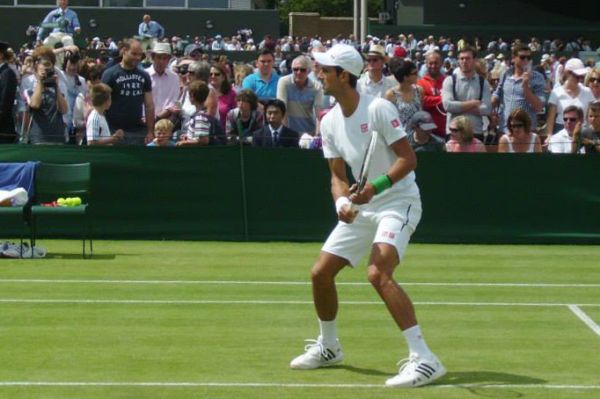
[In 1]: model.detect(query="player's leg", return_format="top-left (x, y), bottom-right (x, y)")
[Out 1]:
top-left (290, 252), bottom-right (347, 370)
top-left (369, 212), bottom-right (446, 387)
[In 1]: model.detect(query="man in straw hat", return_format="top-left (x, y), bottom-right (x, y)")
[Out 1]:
top-left (357, 43), bottom-right (396, 98)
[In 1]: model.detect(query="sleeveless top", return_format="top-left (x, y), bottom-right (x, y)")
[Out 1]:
top-left (506, 133), bottom-right (538, 153)
top-left (391, 86), bottom-right (422, 134)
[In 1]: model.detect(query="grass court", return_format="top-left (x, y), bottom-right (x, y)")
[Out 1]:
top-left (0, 240), bottom-right (599, 399)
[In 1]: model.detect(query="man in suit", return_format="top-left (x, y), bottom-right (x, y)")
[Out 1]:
top-left (0, 41), bottom-right (18, 144)
top-left (252, 99), bottom-right (299, 148)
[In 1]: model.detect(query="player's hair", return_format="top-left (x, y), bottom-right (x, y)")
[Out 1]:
top-left (507, 109), bottom-right (532, 134)
top-left (90, 83), bottom-right (112, 107)
top-left (155, 118), bottom-right (174, 132)
top-left (265, 99), bottom-right (286, 116)
top-left (333, 66), bottom-right (358, 88)
top-left (563, 105), bottom-right (584, 121)
top-left (188, 80), bottom-right (210, 105)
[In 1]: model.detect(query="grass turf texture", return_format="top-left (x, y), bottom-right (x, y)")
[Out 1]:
top-left (0, 241), bottom-right (598, 399)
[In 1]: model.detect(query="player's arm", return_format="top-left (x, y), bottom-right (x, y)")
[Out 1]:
top-left (328, 157), bottom-right (357, 224)
top-left (351, 137), bottom-right (416, 206)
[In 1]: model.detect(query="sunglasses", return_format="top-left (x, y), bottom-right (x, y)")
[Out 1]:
top-left (518, 55), bottom-right (531, 60)
top-left (589, 77), bottom-right (600, 83)
top-left (209, 72), bottom-right (221, 77)
top-left (449, 128), bottom-right (460, 133)
top-left (563, 117), bottom-right (578, 122)
top-left (510, 123), bottom-right (524, 129)
top-left (292, 67), bottom-right (307, 73)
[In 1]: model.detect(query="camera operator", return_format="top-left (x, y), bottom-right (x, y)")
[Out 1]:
top-left (24, 47), bottom-right (68, 144)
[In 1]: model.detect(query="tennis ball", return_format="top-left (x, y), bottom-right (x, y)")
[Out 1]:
top-left (72, 197), bottom-right (82, 206)
top-left (57, 198), bottom-right (66, 206)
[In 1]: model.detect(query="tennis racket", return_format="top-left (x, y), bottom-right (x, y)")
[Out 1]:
top-left (350, 130), bottom-right (379, 212)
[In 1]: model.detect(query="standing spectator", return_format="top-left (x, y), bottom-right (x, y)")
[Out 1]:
top-left (406, 111), bottom-right (445, 152)
top-left (177, 80), bottom-right (214, 147)
top-left (417, 50), bottom-right (446, 137)
top-left (498, 109), bottom-right (541, 153)
top-left (385, 59), bottom-right (422, 136)
top-left (575, 101), bottom-right (600, 154)
top-left (0, 41), bottom-right (18, 143)
top-left (86, 83), bottom-right (124, 146)
top-left (210, 64), bottom-right (236, 132)
top-left (357, 44), bottom-right (395, 98)
top-left (546, 58), bottom-right (594, 136)
top-left (233, 63), bottom-right (253, 93)
top-left (584, 68), bottom-right (600, 101)
top-left (225, 89), bottom-right (264, 144)
top-left (492, 44), bottom-right (545, 134)
top-left (547, 105), bottom-right (584, 153)
top-left (442, 46), bottom-right (492, 141)
top-left (446, 116), bottom-right (486, 153)
top-left (25, 48), bottom-right (69, 144)
top-left (242, 49), bottom-right (280, 101)
top-left (73, 64), bottom-right (103, 145)
top-left (62, 50), bottom-right (86, 143)
top-left (146, 42), bottom-right (179, 123)
top-left (252, 98), bottom-right (298, 148)
top-left (101, 38), bottom-right (154, 145)
top-left (36, 0), bottom-right (81, 46)
top-left (276, 55), bottom-right (322, 135)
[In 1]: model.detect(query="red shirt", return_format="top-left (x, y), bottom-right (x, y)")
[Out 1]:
top-left (417, 74), bottom-right (446, 137)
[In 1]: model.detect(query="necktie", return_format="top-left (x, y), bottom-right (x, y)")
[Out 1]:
top-left (273, 130), bottom-right (279, 146)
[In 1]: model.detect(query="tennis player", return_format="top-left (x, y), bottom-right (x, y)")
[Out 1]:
top-left (289, 44), bottom-right (446, 388)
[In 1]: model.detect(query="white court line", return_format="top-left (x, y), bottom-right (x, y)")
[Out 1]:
top-left (0, 279), bottom-right (598, 288)
top-left (0, 381), bottom-right (599, 390)
top-left (568, 305), bottom-right (600, 337)
top-left (0, 298), bottom-right (599, 307)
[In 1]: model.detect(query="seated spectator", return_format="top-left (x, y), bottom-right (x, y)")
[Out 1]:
top-left (25, 47), bottom-right (69, 144)
top-left (147, 118), bottom-right (175, 147)
top-left (584, 67), bottom-right (600, 101)
top-left (406, 111), bottom-right (445, 152)
top-left (233, 63), bottom-right (253, 93)
top-left (86, 83), bottom-right (124, 146)
top-left (242, 49), bottom-right (280, 102)
top-left (225, 89), bottom-right (264, 144)
top-left (574, 101), bottom-right (600, 154)
top-left (546, 58), bottom-right (594, 136)
top-left (73, 64), bottom-right (103, 145)
top-left (385, 58), bottom-right (422, 136)
top-left (498, 109), bottom-right (541, 153)
top-left (252, 99), bottom-right (298, 148)
top-left (177, 80), bottom-right (213, 147)
top-left (547, 105), bottom-right (584, 153)
top-left (446, 116), bottom-right (486, 153)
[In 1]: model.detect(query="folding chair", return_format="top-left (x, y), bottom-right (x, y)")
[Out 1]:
top-left (30, 162), bottom-right (92, 258)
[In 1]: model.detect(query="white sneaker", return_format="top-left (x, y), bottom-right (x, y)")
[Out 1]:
top-left (1, 243), bottom-right (47, 259)
top-left (385, 354), bottom-right (446, 388)
top-left (1, 242), bottom-right (25, 258)
top-left (290, 337), bottom-right (344, 369)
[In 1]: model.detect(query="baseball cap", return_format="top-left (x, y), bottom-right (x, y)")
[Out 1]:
top-left (184, 44), bottom-right (202, 56)
top-left (409, 111), bottom-right (437, 131)
top-left (541, 53), bottom-right (550, 62)
top-left (565, 58), bottom-right (589, 76)
top-left (152, 42), bottom-right (171, 55)
top-left (312, 44), bottom-right (364, 77)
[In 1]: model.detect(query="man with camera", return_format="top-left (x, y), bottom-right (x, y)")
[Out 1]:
top-left (24, 47), bottom-right (68, 144)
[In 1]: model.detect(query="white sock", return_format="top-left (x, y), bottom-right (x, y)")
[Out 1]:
top-left (403, 325), bottom-right (432, 358)
top-left (319, 319), bottom-right (338, 346)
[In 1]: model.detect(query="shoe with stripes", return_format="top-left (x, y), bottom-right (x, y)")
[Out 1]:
top-left (290, 337), bottom-right (344, 369)
top-left (385, 354), bottom-right (446, 387)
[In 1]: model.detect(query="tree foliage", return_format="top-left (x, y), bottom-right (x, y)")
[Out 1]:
top-left (265, 0), bottom-right (383, 21)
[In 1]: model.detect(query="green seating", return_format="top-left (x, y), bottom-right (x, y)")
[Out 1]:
top-left (30, 162), bottom-right (92, 259)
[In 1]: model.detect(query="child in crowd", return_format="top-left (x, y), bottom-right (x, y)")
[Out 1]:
top-left (177, 80), bottom-right (211, 146)
top-left (86, 83), bottom-right (124, 146)
top-left (147, 119), bottom-right (175, 147)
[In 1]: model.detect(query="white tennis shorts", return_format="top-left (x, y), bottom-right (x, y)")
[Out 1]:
top-left (322, 194), bottom-right (422, 267)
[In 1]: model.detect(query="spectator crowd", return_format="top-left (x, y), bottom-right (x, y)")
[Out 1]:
top-left (1, 10), bottom-right (600, 153)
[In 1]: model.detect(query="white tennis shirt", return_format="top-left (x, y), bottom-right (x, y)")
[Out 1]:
top-left (321, 94), bottom-right (420, 201)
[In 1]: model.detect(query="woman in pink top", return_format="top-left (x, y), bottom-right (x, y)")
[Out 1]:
top-left (498, 109), bottom-right (542, 153)
top-left (446, 116), bottom-right (487, 153)
top-left (210, 64), bottom-right (236, 132)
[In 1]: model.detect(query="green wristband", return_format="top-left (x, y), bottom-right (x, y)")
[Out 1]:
top-left (371, 175), bottom-right (393, 195)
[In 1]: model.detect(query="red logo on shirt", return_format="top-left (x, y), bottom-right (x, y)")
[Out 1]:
top-left (391, 119), bottom-right (400, 128)
top-left (360, 123), bottom-right (369, 133)
top-left (381, 231), bottom-right (396, 239)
